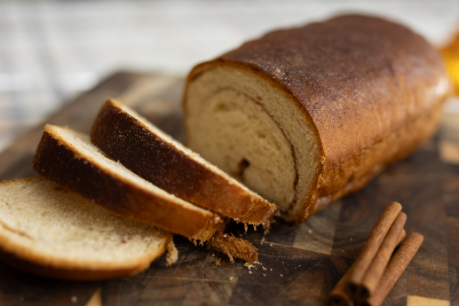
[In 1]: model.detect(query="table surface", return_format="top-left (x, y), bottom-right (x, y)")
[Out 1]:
top-left (0, 72), bottom-right (459, 306)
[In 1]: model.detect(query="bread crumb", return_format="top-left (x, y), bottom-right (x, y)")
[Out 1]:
top-left (270, 268), bottom-right (273, 271)
top-left (208, 231), bottom-right (257, 262)
top-left (166, 239), bottom-right (178, 266)
top-left (71, 296), bottom-right (77, 303)
top-left (215, 258), bottom-right (221, 266)
top-left (262, 266), bottom-right (267, 271)
top-left (308, 229), bottom-right (312, 234)
top-left (244, 262), bottom-right (256, 269)
top-left (249, 271), bottom-right (252, 274)
top-left (280, 274), bottom-right (283, 277)
top-left (229, 276), bottom-right (236, 281)
top-left (270, 244), bottom-right (273, 247)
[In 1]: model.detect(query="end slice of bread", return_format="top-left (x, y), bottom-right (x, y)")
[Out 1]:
top-left (184, 63), bottom-right (319, 224)
top-left (0, 177), bottom-right (171, 280)
top-left (32, 125), bottom-right (225, 241)
top-left (91, 99), bottom-right (278, 229)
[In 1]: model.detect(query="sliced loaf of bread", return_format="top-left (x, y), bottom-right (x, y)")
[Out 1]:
top-left (184, 15), bottom-right (450, 223)
top-left (91, 99), bottom-right (278, 229)
top-left (0, 177), bottom-right (172, 280)
top-left (32, 125), bottom-right (225, 241)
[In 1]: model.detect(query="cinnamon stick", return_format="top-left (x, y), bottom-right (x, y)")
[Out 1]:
top-left (329, 275), bottom-right (354, 306)
top-left (363, 233), bottom-right (424, 306)
top-left (397, 229), bottom-right (406, 245)
top-left (351, 212), bottom-right (407, 301)
top-left (329, 228), bottom-right (406, 306)
top-left (345, 202), bottom-right (402, 298)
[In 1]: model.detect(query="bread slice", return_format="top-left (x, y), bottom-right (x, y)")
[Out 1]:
top-left (91, 99), bottom-right (278, 229)
top-left (32, 125), bottom-right (224, 241)
top-left (0, 177), bottom-right (172, 280)
top-left (183, 15), bottom-right (451, 223)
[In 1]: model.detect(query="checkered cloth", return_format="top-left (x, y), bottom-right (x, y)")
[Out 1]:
top-left (0, 0), bottom-right (458, 151)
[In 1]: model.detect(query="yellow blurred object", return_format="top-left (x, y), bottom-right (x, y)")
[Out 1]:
top-left (442, 34), bottom-right (459, 96)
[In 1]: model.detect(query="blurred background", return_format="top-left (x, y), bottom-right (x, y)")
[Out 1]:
top-left (1, 0), bottom-right (459, 151)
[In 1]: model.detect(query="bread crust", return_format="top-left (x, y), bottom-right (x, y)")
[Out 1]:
top-left (91, 99), bottom-right (277, 228)
top-left (0, 233), bottom-right (170, 281)
top-left (309, 101), bottom-right (444, 216)
top-left (184, 15), bottom-right (451, 223)
top-left (32, 126), bottom-right (224, 240)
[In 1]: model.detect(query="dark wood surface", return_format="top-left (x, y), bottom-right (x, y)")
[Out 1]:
top-left (0, 72), bottom-right (458, 306)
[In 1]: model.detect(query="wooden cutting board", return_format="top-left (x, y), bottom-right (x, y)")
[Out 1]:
top-left (0, 72), bottom-right (458, 306)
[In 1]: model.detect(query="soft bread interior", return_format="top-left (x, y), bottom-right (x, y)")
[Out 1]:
top-left (185, 64), bottom-right (322, 221)
top-left (0, 177), bottom-right (169, 270)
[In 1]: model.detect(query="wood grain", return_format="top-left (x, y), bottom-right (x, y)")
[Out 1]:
top-left (85, 289), bottom-right (102, 306)
top-left (0, 72), bottom-right (458, 306)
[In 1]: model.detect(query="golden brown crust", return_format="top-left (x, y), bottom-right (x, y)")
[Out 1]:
top-left (307, 102), bottom-right (444, 219)
top-left (91, 99), bottom-right (278, 228)
top-left (184, 14), bottom-right (451, 223)
top-left (219, 14), bottom-right (449, 167)
top-left (0, 235), bottom-right (170, 281)
top-left (32, 126), bottom-right (223, 240)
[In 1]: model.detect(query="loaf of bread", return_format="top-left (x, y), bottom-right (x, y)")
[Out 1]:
top-left (32, 125), bottom-right (224, 241)
top-left (0, 177), bottom-right (172, 280)
top-left (91, 99), bottom-right (277, 229)
top-left (184, 15), bottom-right (451, 223)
